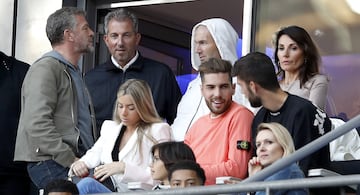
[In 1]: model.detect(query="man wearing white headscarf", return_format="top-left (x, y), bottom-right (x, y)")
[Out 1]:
top-left (172, 18), bottom-right (254, 141)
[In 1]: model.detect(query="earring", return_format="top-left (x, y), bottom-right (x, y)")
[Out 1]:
top-left (304, 58), bottom-right (307, 64)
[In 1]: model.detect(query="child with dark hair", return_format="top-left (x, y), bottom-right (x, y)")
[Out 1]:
top-left (168, 160), bottom-right (206, 188)
top-left (150, 141), bottom-right (196, 190)
top-left (44, 179), bottom-right (79, 195)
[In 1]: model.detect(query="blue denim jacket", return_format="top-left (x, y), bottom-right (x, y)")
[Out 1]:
top-left (255, 163), bottom-right (308, 195)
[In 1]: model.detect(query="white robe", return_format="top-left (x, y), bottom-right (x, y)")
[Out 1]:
top-left (171, 18), bottom-right (255, 141)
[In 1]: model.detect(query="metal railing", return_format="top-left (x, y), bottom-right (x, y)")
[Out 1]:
top-left (94, 114), bottom-right (360, 195)
top-left (93, 175), bottom-right (360, 195)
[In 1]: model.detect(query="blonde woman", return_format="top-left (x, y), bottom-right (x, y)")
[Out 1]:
top-left (71, 79), bottom-right (172, 194)
top-left (249, 122), bottom-right (308, 195)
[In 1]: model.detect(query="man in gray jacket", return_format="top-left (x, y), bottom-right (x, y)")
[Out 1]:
top-left (14, 7), bottom-right (97, 190)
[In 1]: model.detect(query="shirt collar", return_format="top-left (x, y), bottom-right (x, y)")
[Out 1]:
top-left (111, 51), bottom-right (139, 71)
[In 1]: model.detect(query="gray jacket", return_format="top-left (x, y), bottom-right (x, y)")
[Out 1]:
top-left (14, 56), bottom-right (96, 168)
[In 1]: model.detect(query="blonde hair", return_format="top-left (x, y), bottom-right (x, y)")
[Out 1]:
top-left (256, 122), bottom-right (295, 157)
top-left (113, 79), bottom-right (162, 161)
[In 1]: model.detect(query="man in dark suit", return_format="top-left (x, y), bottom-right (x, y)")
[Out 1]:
top-left (0, 51), bottom-right (32, 195)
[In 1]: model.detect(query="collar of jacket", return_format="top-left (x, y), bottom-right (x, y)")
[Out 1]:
top-left (104, 54), bottom-right (144, 72)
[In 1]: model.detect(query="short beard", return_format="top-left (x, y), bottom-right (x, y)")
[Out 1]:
top-left (247, 85), bottom-right (262, 107)
top-left (85, 45), bottom-right (94, 53)
top-left (249, 97), bottom-right (262, 108)
top-left (206, 99), bottom-right (232, 116)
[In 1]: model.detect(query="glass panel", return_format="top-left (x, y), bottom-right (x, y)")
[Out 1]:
top-left (15, 0), bottom-right (62, 64)
top-left (254, 0), bottom-right (360, 120)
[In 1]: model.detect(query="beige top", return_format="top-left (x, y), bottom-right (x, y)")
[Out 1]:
top-left (280, 74), bottom-right (329, 110)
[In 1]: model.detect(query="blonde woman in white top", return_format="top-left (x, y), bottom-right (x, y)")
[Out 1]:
top-left (71, 79), bottom-right (172, 194)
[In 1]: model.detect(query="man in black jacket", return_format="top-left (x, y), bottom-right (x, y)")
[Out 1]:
top-left (85, 8), bottom-right (182, 133)
top-left (0, 51), bottom-right (32, 195)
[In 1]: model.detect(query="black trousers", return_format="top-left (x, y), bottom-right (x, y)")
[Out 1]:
top-left (0, 175), bottom-right (37, 195)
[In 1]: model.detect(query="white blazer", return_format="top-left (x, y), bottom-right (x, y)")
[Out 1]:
top-left (79, 120), bottom-right (172, 190)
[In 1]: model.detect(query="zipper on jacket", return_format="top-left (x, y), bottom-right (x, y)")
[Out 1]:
top-left (83, 79), bottom-right (98, 140)
top-left (64, 68), bottom-right (80, 153)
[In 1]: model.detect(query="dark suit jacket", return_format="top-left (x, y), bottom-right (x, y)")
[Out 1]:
top-left (0, 51), bottom-right (29, 176)
top-left (85, 54), bottom-right (182, 133)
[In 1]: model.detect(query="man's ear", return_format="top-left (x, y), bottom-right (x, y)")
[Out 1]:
top-left (103, 34), bottom-right (107, 42)
top-left (249, 81), bottom-right (257, 94)
top-left (103, 34), bottom-right (110, 47)
top-left (64, 29), bottom-right (73, 42)
top-left (135, 33), bottom-right (141, 45)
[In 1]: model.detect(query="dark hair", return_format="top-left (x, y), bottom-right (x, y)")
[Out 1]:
top-left (151, 141), bottom-right (196, 171)
top-left (44, 179), bottom-right (79, 195)
top-left (199, 58), bottom-right (233, 83)
top-left (46, 7), bottom-right (86, 46)
top-left (273, 25), bottom-right (321, 87)
top-left (168, 160), bottom-right (206, 185)
top-left (233, 52), bottom-right (280, 91)
top-left (104, 8), bottom-right (138, 34)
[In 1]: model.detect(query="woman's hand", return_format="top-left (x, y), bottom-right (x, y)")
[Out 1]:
top-left (93, 162), bottom-right (125, 182)
top-left (71, 160), bottom-right (89, 178)
top-left (248, 156), bottom-right (262, 177)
